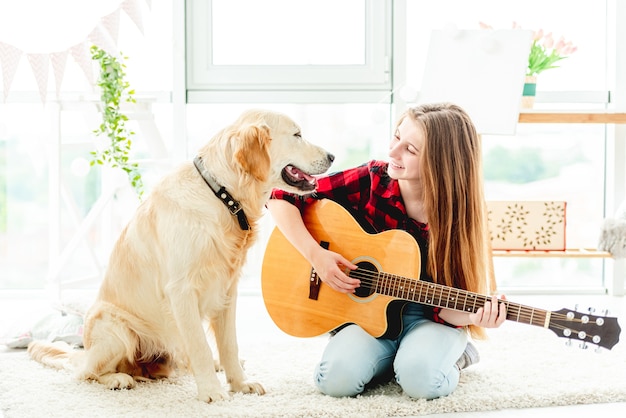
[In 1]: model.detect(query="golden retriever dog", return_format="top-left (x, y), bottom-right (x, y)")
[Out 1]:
top-left (27, 109), bottom-right (334, 402)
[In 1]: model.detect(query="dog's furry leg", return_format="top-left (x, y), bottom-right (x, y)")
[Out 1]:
top-left (212, 291), bottom-right (265, 395)
top-left (79, 309), bottom-right (137, 390)
top-left (168, 290), bottom-right (228, 402)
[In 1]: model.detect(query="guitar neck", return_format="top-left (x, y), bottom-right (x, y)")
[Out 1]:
top-left (356, 269), bottom-right (550, 328)
top-left (263, 199), bottom-right (620, 348)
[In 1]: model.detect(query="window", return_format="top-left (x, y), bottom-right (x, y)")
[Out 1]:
top-left (404, 0), bottom-right (607, 93)
top-left (401, 0), bottom-right (612, 291)
top-left (0, 1), bottom-right (174, 291)
top-left (1, 0), bottom-right (623, 296)
top-left (185, 0), bottom-right (392, 102)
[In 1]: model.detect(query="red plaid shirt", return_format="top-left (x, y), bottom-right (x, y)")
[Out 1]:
top-left (270, 160), bottom-right (450, 326)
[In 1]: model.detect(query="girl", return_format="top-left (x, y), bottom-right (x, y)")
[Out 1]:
top-left (266, 103), bottom-right (506, 399)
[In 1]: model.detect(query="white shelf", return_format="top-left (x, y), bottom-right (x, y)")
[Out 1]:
top-left (493, 248), bottom-right (612, 258)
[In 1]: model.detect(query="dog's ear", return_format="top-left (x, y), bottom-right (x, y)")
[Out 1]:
top-left (233, 124), bottom-right (271, 181)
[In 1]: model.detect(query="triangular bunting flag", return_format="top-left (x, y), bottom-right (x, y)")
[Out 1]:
top-left (50, 50), bottom-right (69, 100)
top-left (70, 42), bottom-right (95, 86)
top-left (101, 8), bottom-right (121, 45)
top-left (88, 24), bottom-right (119, 58)
top-left (27, 53), bottom-right (50, 103)
top-left (122, 0), bottom-right (144, 34)
top-left (0, 0), bottom-right (151, 99)
top-left (0, 41), bottom-right (23, 102)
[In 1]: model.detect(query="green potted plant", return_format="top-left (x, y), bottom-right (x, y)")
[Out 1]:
top-left (479, 22), bottom-right (577, 108)
top-left (90, 45), bottom-right (144, 199)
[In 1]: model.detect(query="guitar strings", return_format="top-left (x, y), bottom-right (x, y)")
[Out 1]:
top-left (346, 268), bottom-right (604, 332)
top-left (347, 268), bottom-right (606, 342)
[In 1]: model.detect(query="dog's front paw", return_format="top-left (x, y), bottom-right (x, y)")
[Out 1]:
top-left (231, 380), bottom-right (265, 395)
top-left (198, 387), bottom-right (231, 403)
top-left (98, 373), bottom-right (136, 390)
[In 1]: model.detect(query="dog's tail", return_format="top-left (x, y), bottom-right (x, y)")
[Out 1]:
top-left (27, 340), bottom-right (82, 371)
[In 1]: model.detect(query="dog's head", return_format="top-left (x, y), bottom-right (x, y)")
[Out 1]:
top-left (229, 109), bottom-right (334, 194)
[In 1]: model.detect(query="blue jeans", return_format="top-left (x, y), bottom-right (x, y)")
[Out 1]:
top-left (314, 303), bottom-right (468, 399)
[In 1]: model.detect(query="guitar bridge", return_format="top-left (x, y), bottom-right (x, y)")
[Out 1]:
top-left (309, 240), bottom-right (329, 300)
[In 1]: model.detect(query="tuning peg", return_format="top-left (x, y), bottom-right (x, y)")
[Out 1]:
top-left (601, 309), bottom-right (610, 316)
top-left (579, 342), bottom-right (588, 350)
top-left (588, 307), bottom-right (596, 314)
top-left (565, 339), bottom-right (572, 347)
top-left (574, 303), bottom-right (579, 311)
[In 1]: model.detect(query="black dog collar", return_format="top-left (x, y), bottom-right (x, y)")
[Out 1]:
top-left (193, 155), bottom-right (250, 231)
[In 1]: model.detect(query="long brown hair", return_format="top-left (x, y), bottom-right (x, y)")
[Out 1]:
top-left (401, 103), bottom-right (490, 339)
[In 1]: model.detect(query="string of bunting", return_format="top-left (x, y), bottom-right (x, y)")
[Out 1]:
top-left (0, 0), bottom-right (150, 103)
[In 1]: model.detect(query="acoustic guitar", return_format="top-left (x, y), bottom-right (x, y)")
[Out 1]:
top-left (261, 199), bottom-right (621, 350)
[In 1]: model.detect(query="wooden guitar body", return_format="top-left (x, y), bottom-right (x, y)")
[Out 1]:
top-left (261, 198), bottom-right (419, 338)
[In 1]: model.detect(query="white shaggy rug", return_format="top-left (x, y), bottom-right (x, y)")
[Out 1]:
top-left (1, 296), bottom-right (626, 418)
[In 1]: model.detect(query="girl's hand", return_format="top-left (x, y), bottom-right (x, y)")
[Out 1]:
top-left (310, 247), bottom-right (359, 293)
top-left (469, 295), bottom-right (507, 328)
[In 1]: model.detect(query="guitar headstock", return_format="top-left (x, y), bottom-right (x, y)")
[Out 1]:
top-left (547, 308), bottom-right (621, 350)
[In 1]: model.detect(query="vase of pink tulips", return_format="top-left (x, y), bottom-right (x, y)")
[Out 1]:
top-left (479, 22), bottom-right (577, 108)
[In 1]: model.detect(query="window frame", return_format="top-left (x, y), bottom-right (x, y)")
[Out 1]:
top-left (185, 0), bottom-right (392, 103)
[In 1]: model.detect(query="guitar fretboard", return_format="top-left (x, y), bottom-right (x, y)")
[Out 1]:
top-left (351, 269), bottom-right (550, 328)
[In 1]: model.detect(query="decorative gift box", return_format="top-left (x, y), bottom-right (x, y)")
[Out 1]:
top-left (487, 201), bottom-right (567, 251)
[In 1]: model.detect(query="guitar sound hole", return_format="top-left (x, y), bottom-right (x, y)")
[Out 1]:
top-left (351, 261), bottom-right (377, 298)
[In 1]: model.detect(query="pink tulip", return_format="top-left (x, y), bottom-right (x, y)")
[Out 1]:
top-left (543, 33), bottom-right (554, 49)
top-left (554, 37), bottom-right (566, 53)
top-left (480, 21), bottom-right (577, 76)
top-left (562, 43), bottom-right (577, 55)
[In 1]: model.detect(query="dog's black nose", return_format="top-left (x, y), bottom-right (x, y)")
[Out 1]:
top-left (327, 153), bottom-right (335, 163)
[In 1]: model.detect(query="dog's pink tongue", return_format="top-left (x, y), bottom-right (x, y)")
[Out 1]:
top-left (287, 166), bottom-right (316, 185)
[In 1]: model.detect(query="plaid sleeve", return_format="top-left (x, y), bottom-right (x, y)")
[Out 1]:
top-left (269, 162), bottom-right (374, 212)
top-left (431, 307), bottom-right (463, 328)
top-left (269, 188), bottom-right (315, 212)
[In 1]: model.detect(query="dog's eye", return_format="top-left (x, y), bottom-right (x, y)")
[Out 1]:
top-left (294, 132), bottom-right (302, 138)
